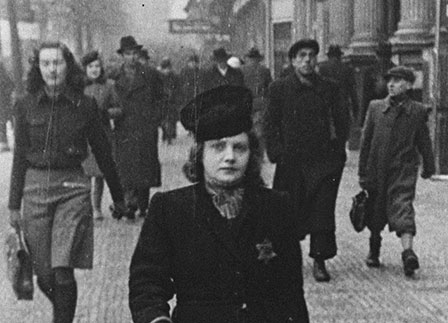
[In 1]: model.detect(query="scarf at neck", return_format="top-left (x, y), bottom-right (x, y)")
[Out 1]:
top-left (205, 181), bottom-right (244, 220)
top-left (390, 93), bottom-right (408, 106)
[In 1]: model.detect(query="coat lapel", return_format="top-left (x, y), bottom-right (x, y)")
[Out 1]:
top-left (114, 65), bottom-right (147, 98)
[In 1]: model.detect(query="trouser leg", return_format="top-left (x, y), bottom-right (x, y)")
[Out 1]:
top-left (0, 118), bottom-right (7, 143)
top-left (136, 186), bottom-right (150, 216)
top-left (309, 231), bottom-right (337, 260)
top-left (91, 177), bottom-right (104, 212)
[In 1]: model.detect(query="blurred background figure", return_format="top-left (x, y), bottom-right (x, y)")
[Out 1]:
top-left (81, 50), bottom-right (123, 220)
top-left (0, 61), bottom-right (15, 152)
top-left (318, 45), bottom-right (360, 145)
top-left (137, 48), bottom-right (151, 67)
top-left (361, 41), bottom-right (395, 127)
top-left (198, 47), bottom-right (245, 92)
top-left (226, 55), bottom-right (243, 69)
top-left (241, 47), bottom-right (272, 149)
top-left (113, 36), bottom-right (164, 219)
top-left (179, 54), bottom-right (200, 107)
top-left (157, 57), bottom-right (180, 145)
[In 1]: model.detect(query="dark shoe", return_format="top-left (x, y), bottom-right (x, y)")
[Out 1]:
top-left (366, 252), bottom-right (380, 267)
top-left (313, 260), bottom-right (330, 282)
top-left (402, 249), bottom-right (419, 277)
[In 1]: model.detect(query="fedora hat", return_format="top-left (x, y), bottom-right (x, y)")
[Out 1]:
top-left (212, 47), bottom-right (231, 62)
top-left (327, 45), bottom-right (343, 57)
top-left (117, 36), bottom-right (143, 54)
top-left (245, 47), bottom-right (263, 59)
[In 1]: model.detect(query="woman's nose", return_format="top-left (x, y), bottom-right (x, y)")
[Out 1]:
top-left (223, 146), bottom-right (235, 161)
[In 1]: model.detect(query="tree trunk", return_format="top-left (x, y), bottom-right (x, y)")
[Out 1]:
top-left (7, 0), bottom-right (24, 94)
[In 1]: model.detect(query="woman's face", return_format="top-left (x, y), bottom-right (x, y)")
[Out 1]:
top-left (86, 59), bottom-right (102, 80)
top-left (203, 132), bottom-right (250, 187)
top-left (39, 48), bottom-right (67, 88)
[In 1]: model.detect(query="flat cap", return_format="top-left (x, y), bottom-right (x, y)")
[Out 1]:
top-left (385, 66), bottom-right (415, 84)
top-left (288, 39), bottom-right (320, 60)
top-left (180, 85), bottom-right (253, 141)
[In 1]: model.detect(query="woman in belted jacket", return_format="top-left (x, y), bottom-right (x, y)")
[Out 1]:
top-left (8, 42), bottom-right (127, 323)
top-left (129, 85), bottom-right (309, 323)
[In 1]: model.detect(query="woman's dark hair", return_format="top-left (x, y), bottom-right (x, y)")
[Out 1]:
top-left (26, 42), bottom-right (85, 94)
top-left (82, 50), bottom-right (106, 84)
top-left (182, 131), bottom-right (265, 187)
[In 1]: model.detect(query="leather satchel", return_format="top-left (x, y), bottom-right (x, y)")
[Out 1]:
top-left (349, 190), bottom-right (370, 232)
top-left (4, 229), bottom-right (34, 300)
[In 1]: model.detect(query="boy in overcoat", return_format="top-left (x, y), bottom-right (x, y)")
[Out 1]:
top-left (129, 85), bottom-right (309, 323)
top-left (358, 66), bottom-right (435, 276)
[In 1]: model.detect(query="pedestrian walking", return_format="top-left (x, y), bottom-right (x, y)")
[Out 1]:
top-left (264, 39), bottom-right (350, 282)
top-left (113, 36), bottom-right (164, 218)
top-left (8, 41), bottom-right (127, 323)
top-left (81, 50), bottom-right (123, 220)
top-left (318, 44), bottom-right (359, 127)
top-left (240, 47), bottom-right (272, 147)
top-left (358, 66), bottom-right (435, 277)
top-left (0, 61), bottom-right (15, 152)
top-left (198, 47), bottom-right (244, 93)
top-left (179, 54), bottom-right (200, 106)
top-left (129, 85), bottom-right (309, 323)
top-left (361, 41), bottom-right (395, 126)
top-left (157, 57), bottom-right (180, 145)
top-left (137, 48), bottom-right (151, 67)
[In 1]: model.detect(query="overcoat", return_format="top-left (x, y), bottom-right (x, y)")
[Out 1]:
top-left (358, 96), bottom-right (435, 234)
top-left (264, 73), bottom-right (350, 235)
top-left (179, 66), bottom-right (200, 106)
top-left (113, 64), bottom-right (164, 189)
top-left (198, 64), bottom-right (245, 93)
top-left (129, 184), bottom-right (309, 323)
top-left (82, 79), bottom-right (122, 177)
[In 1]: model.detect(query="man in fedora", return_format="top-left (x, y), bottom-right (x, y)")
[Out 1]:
top-left (198, 47), bottom-right (244, 93)
top-left (241, 47), bottom-right (272, 146)
top-left (265, 39), bottom-right (350, 282)
top-left (112, 36), bottom-right (164, 219)
top-left (319, 44), bottom-right (359, 148)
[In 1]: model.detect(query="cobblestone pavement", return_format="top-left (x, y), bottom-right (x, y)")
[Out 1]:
top-left (1, 127), bottom-right (447, 322)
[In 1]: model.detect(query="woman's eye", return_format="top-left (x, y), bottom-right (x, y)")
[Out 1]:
top-left (212, 142), bottom-right (226, 151)
top-left (234, 144), bottom-right (248, 153)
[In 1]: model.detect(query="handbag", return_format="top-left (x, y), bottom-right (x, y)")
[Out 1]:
top-left (4, 228), bottom-right (34, 300)
top-left (349, 190), bottom-right (370, 232)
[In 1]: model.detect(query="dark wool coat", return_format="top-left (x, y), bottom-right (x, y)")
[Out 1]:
top-left (129, 184), bottom-right (309, 323)
top-left (264, 73), bottom-right (350, 235)
top-left (318, 58), bottom-right (360, 121)
top-left (82, 80), bottom-right (122, 177)
top-left (113, 64), bottom-right (164, 189)
top-left (179, 66), bottom-right (200, 106)
top-left (198, 64), bottom-right (245, 93)
top-left (358, 96), bottom-right (435, 235)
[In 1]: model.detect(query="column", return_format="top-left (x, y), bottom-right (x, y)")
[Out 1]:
top-left (394, 1), bottom-right (434, 43)
top-left (350, 0), bottom-right (385, 54)
top-left (329, 0), bottom-right (354, 48)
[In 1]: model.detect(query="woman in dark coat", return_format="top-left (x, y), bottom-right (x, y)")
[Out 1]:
top-left (129, 85), bottom-right (309, 323)
top-left (81, 50), bottom-right (123, 220)
top-left (358, 66), bottom-right (435, 277)
top-left (8, 42), bottom-right (126, 323)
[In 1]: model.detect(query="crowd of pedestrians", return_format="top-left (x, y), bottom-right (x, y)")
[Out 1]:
top-left (1, 33), bottom-right (436, 323)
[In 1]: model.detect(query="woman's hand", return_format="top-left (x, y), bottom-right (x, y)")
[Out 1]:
top-left (9, 210), bottom-right (21, 232)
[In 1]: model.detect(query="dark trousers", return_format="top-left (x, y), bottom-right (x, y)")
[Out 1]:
top-left (0, 118), bottom-right (8, 143)
top-left (306, 170), bottom-right (343, 260)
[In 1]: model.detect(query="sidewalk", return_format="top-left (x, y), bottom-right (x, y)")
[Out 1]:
top-left (0, 138), bottom-right (447, 322)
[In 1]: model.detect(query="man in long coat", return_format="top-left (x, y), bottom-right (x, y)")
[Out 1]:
top-left (358, 66), bottom-right (435, 276)
top-left (112, 36), bottom-right (164, 218)
top-left (264, 39), bottom-right (350, 282)
top-left (241, 47), bottom-right (272, 146)
top-left (179, 54), bottom-right (200, 107)
top-left (198, 47), bottom-right (244, 93)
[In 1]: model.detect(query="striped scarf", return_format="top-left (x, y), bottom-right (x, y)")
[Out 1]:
top-left (206, 183), bottom-right (245, 220)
